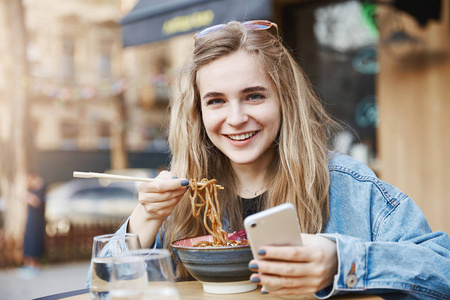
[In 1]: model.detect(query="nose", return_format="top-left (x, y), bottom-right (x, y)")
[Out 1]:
top-left (226, 102), bottom-right (248, 126)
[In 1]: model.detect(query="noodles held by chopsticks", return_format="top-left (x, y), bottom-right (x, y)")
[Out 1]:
top-left (189, 178), bottom-right (229, 246)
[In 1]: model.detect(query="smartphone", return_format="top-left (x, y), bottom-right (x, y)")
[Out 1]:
top-left (244, 203), bottom-right (303, 292)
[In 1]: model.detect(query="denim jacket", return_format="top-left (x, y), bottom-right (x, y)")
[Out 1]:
top-left (105, 153), bottom-right (450, 299)
top-left (316, 153), bottom-right (450, 299)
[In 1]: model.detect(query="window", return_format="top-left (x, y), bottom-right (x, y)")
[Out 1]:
top-left (98, 121), bottom-right (110, 150)
top-left (60, 121), bottom-right (78, 150)
top-left (284, 0), bottom-right (378, 168)
top-left (61, 38), bottom-right (75, 82)
top-left (99, 40), bottom-right (112, 79)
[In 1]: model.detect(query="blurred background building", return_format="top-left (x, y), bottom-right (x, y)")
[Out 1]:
top-left (1, 0), bottom-right (173, 185)
top-left (0, 0), bottom-right (448, 266)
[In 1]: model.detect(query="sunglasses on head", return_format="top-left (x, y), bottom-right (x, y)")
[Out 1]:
top-left (194, 20), bottom-right (279, 40)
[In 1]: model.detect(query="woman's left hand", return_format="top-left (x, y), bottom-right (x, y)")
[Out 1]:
top-left (248, 233), bottom-right (338, 295)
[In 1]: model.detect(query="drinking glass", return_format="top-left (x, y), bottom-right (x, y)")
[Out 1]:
top-left (110, 249), bottom-right (180, 300)
top-left (90, 233), bottom-right (141, 300)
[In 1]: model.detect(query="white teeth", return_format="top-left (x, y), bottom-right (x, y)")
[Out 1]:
top-left (228, 131), bottom-right (257, 141)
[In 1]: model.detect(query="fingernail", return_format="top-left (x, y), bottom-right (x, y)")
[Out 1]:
top-left (181, 180), bottom-right (190, 186)
top-left (250, 277), bottom-right (261, 283)
top-left (261, 290), bottom-right (269, 294)
top-left (257, 249), bottom-right (266, 255)
top-left (171, 176), bottom-right (178, 179)
top-left (248, 263), bottom-right (259, 270)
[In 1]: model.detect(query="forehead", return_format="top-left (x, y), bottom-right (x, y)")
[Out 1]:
top-left (196, 50), bottom-right (271, 93)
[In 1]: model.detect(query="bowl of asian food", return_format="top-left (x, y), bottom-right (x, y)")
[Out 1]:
top-left (171, 179), bottom-right (255, 294)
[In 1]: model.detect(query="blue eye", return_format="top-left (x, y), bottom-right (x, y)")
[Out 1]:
top-left (247, 94), bottom-right (265, 101)
top-left (206, 99), bottom-right (224, 106)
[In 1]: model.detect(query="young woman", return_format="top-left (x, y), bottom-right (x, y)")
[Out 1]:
top-left (119, 21), bottom-right (450, 298)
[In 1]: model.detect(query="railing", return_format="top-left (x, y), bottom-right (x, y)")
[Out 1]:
top-left (0, 218), bottom-right (125, 268)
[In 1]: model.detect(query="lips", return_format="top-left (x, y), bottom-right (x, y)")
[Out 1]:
top-left (227, 131), bottom-right (259, 141)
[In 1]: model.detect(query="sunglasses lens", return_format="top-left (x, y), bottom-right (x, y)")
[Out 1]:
top-left (242, 20), bottom-right (278, 38)
top-left (246, 24), bottom-right (270, 30)
top-left (195, 20), bottom-right (278, 41)
top-left (195, 24), bottom-right (226, 39)
top-left (242, 21), bottom-right (272, 30)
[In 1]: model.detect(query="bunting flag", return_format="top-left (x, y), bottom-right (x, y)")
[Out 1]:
top-left (30, 74), bottom-right (171, 102)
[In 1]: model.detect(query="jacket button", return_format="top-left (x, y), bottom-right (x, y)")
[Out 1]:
top-left (346, 274), bottom-right (357, 288)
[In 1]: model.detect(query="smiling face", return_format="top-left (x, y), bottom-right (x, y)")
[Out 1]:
top-left (197, 50), bottom-right (281, 170)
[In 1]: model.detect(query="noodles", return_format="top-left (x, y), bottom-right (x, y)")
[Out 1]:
top-left (188, 178), bottom-right (250, 247)
top-left (189, 178), bottom-right (229, 246)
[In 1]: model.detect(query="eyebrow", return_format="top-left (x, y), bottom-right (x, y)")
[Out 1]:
top-left (202, 92), bottom-right (224, 99)
top-left (241, 86), bottom-right (268, 94)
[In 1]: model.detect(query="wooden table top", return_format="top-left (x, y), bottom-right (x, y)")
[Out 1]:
top-left (60, 281), bottom-right (381, 300)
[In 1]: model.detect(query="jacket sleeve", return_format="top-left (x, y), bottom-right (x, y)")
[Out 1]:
top-left (315, 195), bottom-right (450, 299)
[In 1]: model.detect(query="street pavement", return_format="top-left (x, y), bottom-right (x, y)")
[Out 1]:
top-left (0, 261), bottom-right (90, 300)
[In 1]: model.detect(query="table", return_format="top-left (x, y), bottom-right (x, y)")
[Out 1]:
top-left (43, 281), bottom-right (382, 300)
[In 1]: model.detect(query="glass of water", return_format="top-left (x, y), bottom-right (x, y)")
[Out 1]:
top-left (90, 233), bottom-right (141, 300)
top-left (110, 249), bottom-right (180, 300)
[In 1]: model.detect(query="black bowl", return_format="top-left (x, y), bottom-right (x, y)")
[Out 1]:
top-left (171, 234), bottom-right (256, 294)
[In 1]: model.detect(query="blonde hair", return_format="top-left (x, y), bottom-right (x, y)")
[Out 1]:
top-left (165, 21), bottom-right (337, 278)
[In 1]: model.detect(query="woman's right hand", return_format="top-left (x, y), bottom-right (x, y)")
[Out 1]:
top-left (137, 170), bottom-right (189, 220)
top-left (128, 170), bottom-right (189, 248)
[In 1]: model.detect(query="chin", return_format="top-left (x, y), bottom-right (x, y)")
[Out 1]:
top-left (228, 156), bottom-right (259, 166)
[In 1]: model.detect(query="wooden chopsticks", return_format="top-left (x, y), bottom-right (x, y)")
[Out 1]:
top-left (73, 171), bottom-right (155, 183)
top-left (73, 171), bottom-right (222, 188)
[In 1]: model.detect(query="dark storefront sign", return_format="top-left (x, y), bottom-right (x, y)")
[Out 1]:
top-left (36, 150), bottom-right (170, 184)
top-left (120, 0), bottom-right (272, 47)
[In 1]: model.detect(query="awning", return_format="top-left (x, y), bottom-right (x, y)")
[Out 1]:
top-left (120, 0), bottom-right (273, 47)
